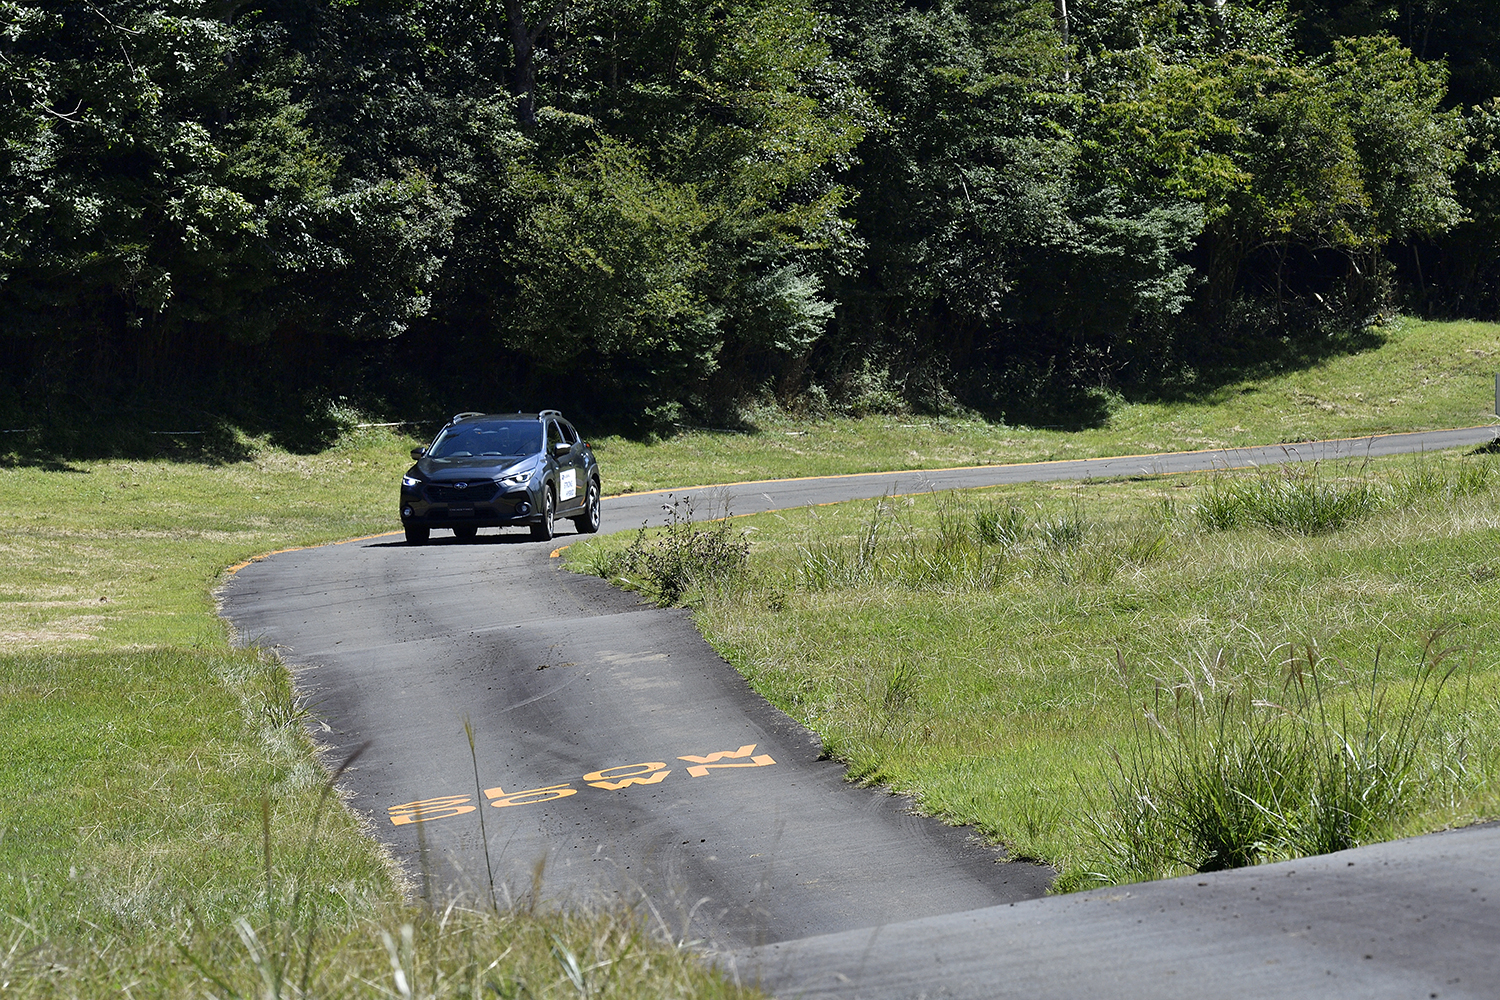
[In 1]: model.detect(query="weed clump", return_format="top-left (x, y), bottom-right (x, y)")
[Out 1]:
top-left (973, 501), bottom-right (1030, 547)
top-left (595, 494), bottom-right (749, 606)
top-left (1086, 635), bottom-right (1467, 885)
top-left (1193, 456), bottom-right (1496, 536)
top-left (1192, 472), bottom-right (1381, 534)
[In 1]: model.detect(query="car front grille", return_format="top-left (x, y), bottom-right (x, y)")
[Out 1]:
top-left (425, 481), bottom-right (499, 502)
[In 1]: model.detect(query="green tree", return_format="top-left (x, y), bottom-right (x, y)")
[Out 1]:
top-left (470, 0), bottom-right (866, 426)
top-left (1081, 26), bottom-right (1461, 330)
top-left (827, 0), bottom-right (1204, 402)
top-left (0, 1), bottom-right (455, 377)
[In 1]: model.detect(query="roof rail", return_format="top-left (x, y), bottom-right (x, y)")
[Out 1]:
top-left (450, 411), bottom-right (485, 424)
top-left (538, 409), bottom-right (562, 419)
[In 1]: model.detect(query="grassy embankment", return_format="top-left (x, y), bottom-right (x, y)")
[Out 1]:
top-left (2, 315), bottom-right (1497, 992)
top-left (570, 317), bottom-right (1500, 887)
top-left (611, 456), bottom-right (1500, 888)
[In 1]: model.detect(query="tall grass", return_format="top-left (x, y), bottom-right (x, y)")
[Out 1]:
top-left (1191, 456), bottom-right (1497, 536)
top-left (794, 491), bottom-right (1169, 592)
top-left (591, 449), bottom-right (1500, 892)
top-left (1191, 468), bottom-right (1383, 534)
top-left (4, 897), bottom-right (751, 999)
top-left (1085, 635), bottom-right (1467, 885)
top-left (587, 493), bottom-right (749, 606)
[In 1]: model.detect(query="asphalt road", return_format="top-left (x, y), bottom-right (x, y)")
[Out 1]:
top-left (607, 425), bottom-right (1500, 521)
top-left (738, 821), bottom-right (1500, 999)
top-left (219, 425), bottom-right (1500, 993)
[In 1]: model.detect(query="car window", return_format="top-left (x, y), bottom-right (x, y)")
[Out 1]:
top-left (546, 420), bottom-right (564, 451)
top-left (430, 421), bottom-right (541, 459)
top-left (558, 420), bottom-right (577, 445)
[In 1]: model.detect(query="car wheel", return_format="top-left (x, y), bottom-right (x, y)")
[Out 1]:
top-left (530, 485), bottom-right (556, 541)
top-left (405, 524), bottom-right (430, 545)
top-left (453, 525), bottom-right (478, 541)
top-left (573, 479), bottom-right (601, 533)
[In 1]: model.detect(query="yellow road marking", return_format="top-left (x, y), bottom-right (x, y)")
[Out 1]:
top-left (683, 754), bottom-right (776, 777)
top-left (388, 795), bottom-right (475, 825)
top-left (226, 530), bottom-right (403, 575)
top-left (584, 762), bottom-right (672, 789)
top-left (679, 744), bottom-right (758, 764)
top-left (484, 783), bottom-right (578, 808)
top-left (679, 743), bottom-right (775, 777)
top-left (392, 741), bottom-right (786, 823)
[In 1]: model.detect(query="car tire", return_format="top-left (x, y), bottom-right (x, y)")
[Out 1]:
top-left (573, 479), bottom-right (601, 533)
top-left (530, 485), bottom-right (555, 541)
top-left (453, 525), bottom-right (478, 541)
top-left (405, 525), bottom-right (430, 545)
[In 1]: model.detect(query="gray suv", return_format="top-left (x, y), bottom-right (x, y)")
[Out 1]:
top-left (399, 410), bottom-right (601, 544)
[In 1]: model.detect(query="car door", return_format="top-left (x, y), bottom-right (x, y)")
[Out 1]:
top-left (547, 418), bottom-right (584, 512)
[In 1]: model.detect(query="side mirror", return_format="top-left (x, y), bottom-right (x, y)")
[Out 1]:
top-left (410, 446), bottom-right (427, 460)
top-left (553, 441), bottom-right (572, 456)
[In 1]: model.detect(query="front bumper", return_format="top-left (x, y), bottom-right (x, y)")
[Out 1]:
top-left (400, 486), bottom-right (542, 528)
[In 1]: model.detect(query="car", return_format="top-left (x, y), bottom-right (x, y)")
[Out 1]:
top-left (399, 410), bottom-right (601, 544)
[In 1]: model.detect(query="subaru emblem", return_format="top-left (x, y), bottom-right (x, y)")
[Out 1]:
top-left (455, 482), bottom-right (468, 490)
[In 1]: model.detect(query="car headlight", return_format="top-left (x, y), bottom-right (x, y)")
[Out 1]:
top-left (496, 469), bottom-right (534, 489)
top-left (402, 475), bottom-right (422, 488)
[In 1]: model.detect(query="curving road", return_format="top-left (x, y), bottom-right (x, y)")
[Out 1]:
top-left (220, 426), bottom-right (1500, 995)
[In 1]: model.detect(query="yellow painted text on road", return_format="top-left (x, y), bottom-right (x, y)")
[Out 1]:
top-left (679, 743), bottom-right (776, 777)
top-left (393, 738), bottom-right (780, 824)
top-left (585, 762), bottom-right (671, 790)
top-left (388, 796), bottom-right (475, 825)
top-left (484, 783), bottom-right (578, 808)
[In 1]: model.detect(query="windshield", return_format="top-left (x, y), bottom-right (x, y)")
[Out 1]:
top-left (428, 421), bottom-right (541, 459)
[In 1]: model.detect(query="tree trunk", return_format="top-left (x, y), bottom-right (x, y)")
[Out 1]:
top-left (504, 0), bottom-right (537, 129)
top-left (1056, 0), bottom-right (1069, 83)
top-left (503, 0), bottom-right (568, 130)
top-left (1203, 226), bottom-right (1243, 333)
top-left (1206, 0), bottom-right (1227, 46)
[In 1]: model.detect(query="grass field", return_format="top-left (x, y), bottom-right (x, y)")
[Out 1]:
top-left (3, 317), bottom-right (1499, 992)
top-left (594, 317), bottom-right (1500, 493)
top-left (572, 450), bottom-right (1500, 888)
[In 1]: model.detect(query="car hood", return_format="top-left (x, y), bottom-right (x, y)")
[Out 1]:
top-left (412, 456), bottom-right (535, 481)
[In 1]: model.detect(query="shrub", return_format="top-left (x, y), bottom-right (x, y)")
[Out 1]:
top-left (600, 494), bottom-right (749, 605)
top-left (1088, 635), bottom-right (1465, 883)
top-left (1191, 472), bottom-right (1381, 534)
top-left (838, 360), bottom-right (908, 417)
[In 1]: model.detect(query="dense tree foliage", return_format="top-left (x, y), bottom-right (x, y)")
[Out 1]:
top-left (1, 0), bottom-right (1494, 435)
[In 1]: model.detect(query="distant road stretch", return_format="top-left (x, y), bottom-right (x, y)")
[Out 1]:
top-left (598, 425), bottom-right (1500, 527)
